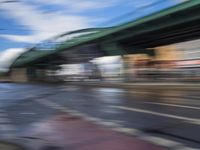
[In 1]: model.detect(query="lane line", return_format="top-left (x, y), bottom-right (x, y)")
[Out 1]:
top-left (37, 98), bottom-right (183, 149)
top-left (110, 105), bottom-right (200, 125)
top-left (113, 127), bottom-right (141, 135)
top-left (35, 98), bottom-right (200, 149)
top-left (144, 102), bottom-right (200, 110)
top-left (139, 135), bottom-right (182, 148)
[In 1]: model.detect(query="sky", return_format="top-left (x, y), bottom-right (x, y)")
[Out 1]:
top-left (0, 0), bottom-right (185, 72)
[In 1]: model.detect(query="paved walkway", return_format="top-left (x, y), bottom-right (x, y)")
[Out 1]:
top-left (23, 113), bottom-right (165, 150)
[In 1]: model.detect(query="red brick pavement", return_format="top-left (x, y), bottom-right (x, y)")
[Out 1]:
top-left (25, 113), bottom-right (166, 150)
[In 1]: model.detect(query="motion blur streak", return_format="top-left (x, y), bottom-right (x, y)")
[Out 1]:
top-left (0, 0), bottom-right (200, 150)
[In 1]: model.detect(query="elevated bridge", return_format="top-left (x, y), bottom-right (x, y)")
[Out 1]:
top-left (10, 0), bottom-right (200, 82)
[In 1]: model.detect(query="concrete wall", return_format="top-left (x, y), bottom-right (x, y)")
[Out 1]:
top-left (10, 68), bottom-right (29, 83)
top-left (0, 76), bottom-right (10, 82)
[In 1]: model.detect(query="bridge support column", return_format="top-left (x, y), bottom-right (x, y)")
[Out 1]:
top-left (122, 56), bottom-right (134, 82)
top-left (10, 68), bottom-right (29, 83)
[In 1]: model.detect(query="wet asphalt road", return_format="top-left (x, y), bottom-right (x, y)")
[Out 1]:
top-left (0, 83), bottom-right (200, 149)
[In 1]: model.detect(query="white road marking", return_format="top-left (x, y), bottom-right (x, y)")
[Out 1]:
top-left (110, 105), bottom-right (200, 125)
top-left (113, 127), bottom-right (141, 135)
top-left (71, 112), bottom-right (87, 117)
top-left (84, 117), bottom-right (102, 122)
top-left (144, 102), bottom-right (200, 110)
top-left (97, 121), bottom-right (120, 127)
top-left (36, 99), bottom-right (63, 109)
top-left (20, 112), bottom-right (36, 115)
top-left (174, 146), bottom-right (199, 150)
top-left (140, 135), bottom-right (181, 148)
top-left (35, 98), bottom-right (199, 149)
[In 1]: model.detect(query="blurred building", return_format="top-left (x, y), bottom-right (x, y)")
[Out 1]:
top-left (173, 39), bottom-right (200, 67)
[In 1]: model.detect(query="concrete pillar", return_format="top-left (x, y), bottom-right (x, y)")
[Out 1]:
top-left (122, 55), bottom-right (134, 82)
top-left (10, 68), bottom-right (29, 83)
top-left (0, 76), bottom-right (10, 82)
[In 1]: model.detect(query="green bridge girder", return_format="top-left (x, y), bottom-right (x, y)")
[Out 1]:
top-left (11, 0), bottom-right (200, 68)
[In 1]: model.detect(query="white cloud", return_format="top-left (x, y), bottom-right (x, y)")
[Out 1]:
top-left (32, 0), bottom-right (118, 12)
top-left (0, 0), bottom-right (120, 71)
top-left (0, 1), bottom-right (91, 43)
top-left (0, 0), bottom-right (119, 43)
top-left (0, 48), bottom-right (26, 72)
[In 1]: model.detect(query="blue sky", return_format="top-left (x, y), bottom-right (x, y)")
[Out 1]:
top-left (0, 0), bottom-right (185, 51)
top-left (0, 0), bottom-right (185, 71)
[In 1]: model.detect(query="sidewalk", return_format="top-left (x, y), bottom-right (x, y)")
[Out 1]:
top-left (68, 81), bottom-right (200, 90)
top-left (22, 113), bottom-right (165, 150)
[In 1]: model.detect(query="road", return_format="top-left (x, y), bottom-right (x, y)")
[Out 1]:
top-left (0, 83), bottom-right (200, 149)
